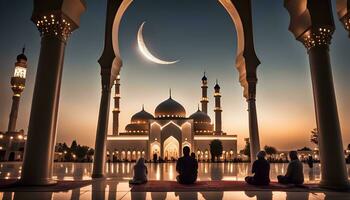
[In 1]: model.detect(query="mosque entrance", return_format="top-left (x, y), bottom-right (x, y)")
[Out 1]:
top-left (163, 136), bottom-right (179, 161)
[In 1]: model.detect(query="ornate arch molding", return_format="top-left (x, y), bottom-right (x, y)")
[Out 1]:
top-left (98, 0), bottom-right (132, 89)
top-left (219, 0), bottom-right (260, 98)
top-left (97, 0), bottom-right (261, 166)
top-left (101, 0), bottom-right (260, 97)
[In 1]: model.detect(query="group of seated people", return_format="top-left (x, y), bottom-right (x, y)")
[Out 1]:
top-left (130, 147), bottom-right (304, 186)
top-left (245, 150), bottom-right (304, 186)
top-left (130, 146), bottom-right (198, 184)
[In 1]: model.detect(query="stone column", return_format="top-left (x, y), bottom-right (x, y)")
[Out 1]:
top-left (302, 29), bottom-right (349, 188)
top-left (247, 81), bottom-right (260, 162)
top-left (285, 0), bottom-right (349, 189)
top-left (93, 0), bottom-right (122, 178)
top-left (20, 1), bottom-right (85, 185)
top-left (92, 73), bottom-right (111, 178)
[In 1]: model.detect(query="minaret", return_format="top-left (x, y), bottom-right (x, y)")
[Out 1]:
top-left (214, 79), bottom-right (222, 135)
top-left (200, 72), bottom-right (208, 114)
top-left (7, 48), bottom-right (27, 133)
top-left (112, 74), bottom-right (121, 135)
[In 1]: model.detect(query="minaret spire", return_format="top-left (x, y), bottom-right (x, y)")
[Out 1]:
top-left (22, 44), bottom-right (26, 54)
top-left (142, 104), bottom-right (144, 110)
top-left (112, 74), bottom-right (121, 135)
top-left (8, 49), bottom-right (28, 133)
top-left (169, 88), bottom-right (172, 99)
top-left (214, 79), bottom-right (222, 135)
top-left (201, 72), bottom-right (208, 114)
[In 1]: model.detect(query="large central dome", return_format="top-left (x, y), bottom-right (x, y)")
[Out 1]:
top-left (155, 97), bottom-right (186, 118)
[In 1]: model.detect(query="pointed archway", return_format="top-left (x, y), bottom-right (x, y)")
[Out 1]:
top-left (163, 136), bottom-right (180, 160)
top-left (93, 0), bottom-right (261, 177)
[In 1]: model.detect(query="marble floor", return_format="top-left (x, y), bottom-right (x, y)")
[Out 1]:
top-left (0, 162), bottom-right (349, 200)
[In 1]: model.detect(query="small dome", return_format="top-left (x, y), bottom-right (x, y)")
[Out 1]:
top-left (189, 109), bottom-right (211, 123)
top-left (202, 75), bottom-right (207, 81)
top-left (155, 97), bottom-right (186, 118)
top-left (131, 107), bottom-right (153, 123)
top-left (214, 83), bottom-right (220, 90)
top-left (125, 123), bottom-right (149, 132)
top-left (17, 48), bottom-right (27, 61)
top-left (17, 54), bottom-right (27, 62)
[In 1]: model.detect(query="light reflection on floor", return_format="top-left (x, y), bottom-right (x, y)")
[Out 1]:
top-left (0, 162), bottom-right (349, 199)
top-left (0, 188), bottom-right (350, 200)
top-left (0, 162), bottom-right (336, 183)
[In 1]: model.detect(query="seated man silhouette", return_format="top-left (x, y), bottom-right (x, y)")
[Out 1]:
top-left (277, 151), bottom-right (304, 185)
top-left (176, 146), bottom-right (198, 184)
top-left (245, 151), bottom-right (270, 186)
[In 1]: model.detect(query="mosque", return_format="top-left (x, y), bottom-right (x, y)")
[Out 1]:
top-left (107, 74), bottom-right (237, 161)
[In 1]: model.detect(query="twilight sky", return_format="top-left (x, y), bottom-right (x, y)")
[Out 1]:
top-left (0, 0), bottom-right (349, 151)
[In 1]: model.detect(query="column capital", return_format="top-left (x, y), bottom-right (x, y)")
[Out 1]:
top-left (284, 0), bottom-right (335, 50)
top-left (33, 14), bottom-right (73, 42)
top-left (31, 0), bottom-right (86, 41)
top-left (298, 27), bottom-right (334, 50)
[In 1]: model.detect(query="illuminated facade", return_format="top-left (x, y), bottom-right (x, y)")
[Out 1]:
top-left (107, 74), bottom-right (237, 161)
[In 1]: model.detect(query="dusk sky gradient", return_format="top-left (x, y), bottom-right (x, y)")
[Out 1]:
top-left (0, 0), bottom-right (349, 151)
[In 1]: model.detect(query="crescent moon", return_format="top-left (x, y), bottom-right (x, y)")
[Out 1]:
top-left (137, 22), bottom-right (179, 65)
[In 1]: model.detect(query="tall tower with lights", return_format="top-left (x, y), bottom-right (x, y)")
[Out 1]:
top-left (7, 48), bottom-right (27, 133)
top-left (112, 74), bottom-right (121, 135)
top-left (200, 72), bottom-right (208, 114)
top-left (214, 80), bottom-right (222, 135)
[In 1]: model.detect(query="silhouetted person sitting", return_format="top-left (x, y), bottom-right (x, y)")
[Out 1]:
top-left (245, 151), bottom-right (270, 186)
top-left (129, 158), bottom-right (148, 184)
top-left (277, 151), bottom-right (304, 185)
top-left (176, 146), bottom-right (198, 184)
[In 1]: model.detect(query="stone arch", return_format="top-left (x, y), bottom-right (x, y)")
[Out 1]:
top-left (160, 122), bottom-right (182, 159)
top-left (94, 0), bottom-right (261, 176)
top-left (110, 0), bottom-right (259, 92)
top-left (163, 136), bottom-right (180, 160)
top-left (150, 141), bottom-right (161, 158)
top-left (109, 0), bottom-right (260, 159)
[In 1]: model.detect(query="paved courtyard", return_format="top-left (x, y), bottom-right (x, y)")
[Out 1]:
top-left (0, 162), bottom-right (349, 199)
